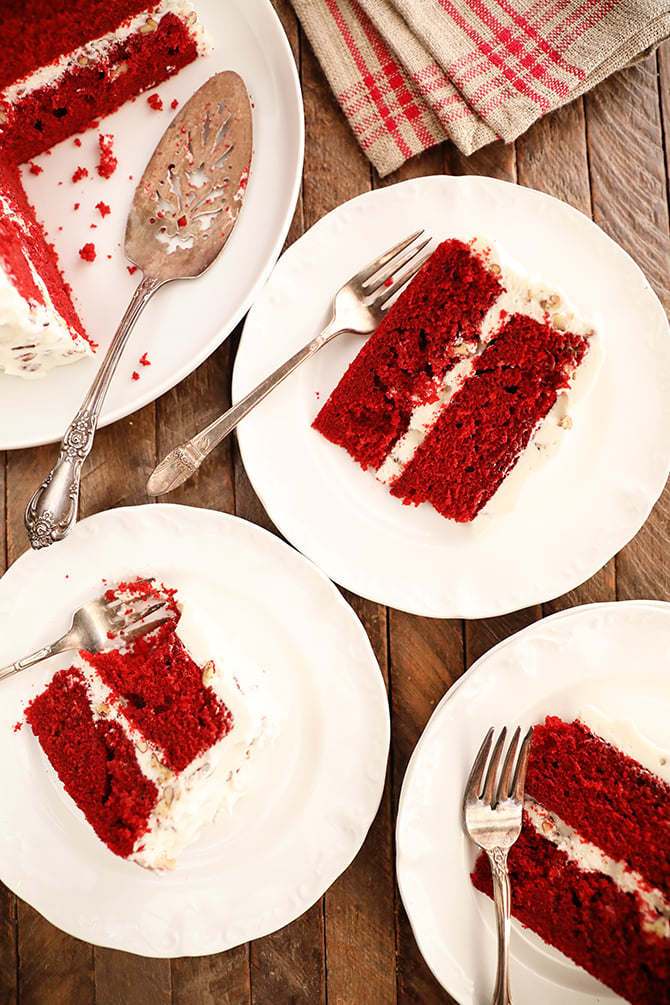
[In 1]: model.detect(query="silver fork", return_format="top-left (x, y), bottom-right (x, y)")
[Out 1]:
top-left (463, 726), bottom-right (534, 1005)
top-left (0, 581), bottom-right (172, 682)
top-left (146, 229), bottom-right (433, 496)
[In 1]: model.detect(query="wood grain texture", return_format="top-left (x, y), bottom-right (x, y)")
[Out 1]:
top-left (1, 8), bottom-right (669, 1005)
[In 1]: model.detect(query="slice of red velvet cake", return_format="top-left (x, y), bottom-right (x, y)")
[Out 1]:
top-left (312, 238), bottom-right (602, 523)
top-left (471, 715), bottom-right (670, 1005)
top-left (0, 0), bottom-right (209, 377)
top-left (25, 579), bottom-right (273, 871)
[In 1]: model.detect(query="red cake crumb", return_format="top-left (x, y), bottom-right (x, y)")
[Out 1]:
top-left (72, 165), bottom-right (88, 183)
top-left (171, 99), bottom-right (179, 110)
top-left (147, 93), bottom-right (163, 111)
top-left (139, 352), bottom-right (150, 366)
top-left (96, 201), bottom-right (111, 217)
top-left (79, 242), bottom-right (96, 262)
top-left (28, 162), bottom-right (42, 175)
top-left (97, 133), bottom-right (118, 178)
top-left (132, 371), bottom-right (140, 381)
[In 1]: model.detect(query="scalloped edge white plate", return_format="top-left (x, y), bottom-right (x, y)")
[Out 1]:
top-left (2, 0), bottom-right (303, 448)
top-left (396, 600), bottom-right (670, 1004)
top-left (0, 504), bottom-right (389, 957)
top-left (233, 176), bottom-right (670, 618)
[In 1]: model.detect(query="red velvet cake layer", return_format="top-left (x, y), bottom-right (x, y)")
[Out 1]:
top-left (84, 623), bottom-right (233, 774)
top-left (312, 238), bottom-right (594, 523)
top-left (471, 716), bottom-right (670, 1005)
top-left (526, 716), bottom-right (670, 894)
top-left (0, 0), bottom-right (171, 88)
top-left (25, 580), bottom-right (238, 861)
top-left (312, 239), bottom-right (503, 471)
top-left (0, 159), bottom-right (90, 341)
top-left (472, 823), bottom-right (670, 1005)
top-left (25, 666), bottom-right (158, 858)
top-left (389, 313), bottom-right (588, 521)
top-left (1, 10), bottom-right (200, 164)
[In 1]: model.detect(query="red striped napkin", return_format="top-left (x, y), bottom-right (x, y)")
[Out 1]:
top-left (290, 0), bottom-right (670, 176)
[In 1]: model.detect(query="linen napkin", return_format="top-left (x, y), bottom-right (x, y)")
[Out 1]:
top-left (290, 0), bottom-right (670, 176)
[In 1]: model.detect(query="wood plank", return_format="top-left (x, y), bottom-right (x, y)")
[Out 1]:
top-left (517, 97), bottom-right (618, 615)
top-left (250, 906), bottom-right (325, 1005)
top-left (94, 949), bottom-right (170, 1005)
top-left (0, 884), bottom-right (17, 1005)
top-left (391, 610), bottom-right (463, 1005)
top-left (172, 947), bottom-right (251, 1005)
top-left (585, 54), bottom-right (670, 604)
top-left (155, 339), bottom-right (236, 514)
top-left (17, 901), bottom-right (93, 1005)
top-left (324, 592), bottom-right (395, 1005)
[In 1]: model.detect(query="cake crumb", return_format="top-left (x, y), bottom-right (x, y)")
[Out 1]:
top-left (139, 352), bottom-right (151, 367)
top-left (96, 201), bottom-right (111, 218)
top-left (171, 98), bottom-right (179, 110)
top-left (72, 165), bottom-right (88, 183)
top-left (147, 93), bottom-right (163, 111)
top-left (132, 370), bottom-right (140, 381)
top-left (97, 133), bottom-right (118, 178)
top-left (79, 243), bottom-right (96, 262)
top-left (28, 162), bottom-right (43, 175)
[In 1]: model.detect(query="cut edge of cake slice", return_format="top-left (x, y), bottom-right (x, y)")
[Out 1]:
top-left (25, 579), bottom-right (276, 872)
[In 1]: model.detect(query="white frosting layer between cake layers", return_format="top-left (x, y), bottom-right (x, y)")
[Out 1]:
top-left (376, 237), bottom-right (604, 517)
top-left (0, 192), bottom-right (94, 377)
top-left (82, 583), bottom-right (275, 871)
top-left (525, 797), bottom-right (670, 940)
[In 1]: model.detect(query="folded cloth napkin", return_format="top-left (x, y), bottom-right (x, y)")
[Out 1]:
top-left (290, 0), bottom-right (670, 176)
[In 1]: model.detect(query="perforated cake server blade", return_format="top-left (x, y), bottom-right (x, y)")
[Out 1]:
top-left (25, 70), bottom-right (253, 550)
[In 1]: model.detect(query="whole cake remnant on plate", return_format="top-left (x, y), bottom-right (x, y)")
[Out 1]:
top-left (25, 578), bottom-right (274, 871)
top-left (0, 0), bottom-right (210, 378)
top-left (471, 714), bottom-right (670, 1005)
top-left (312, 237), bottom-right (602, 523)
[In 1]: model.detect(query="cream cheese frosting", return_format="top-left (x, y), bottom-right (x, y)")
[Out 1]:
top-left (0, 192), bottom-right (94, 378)
top-left (78, 584), bottom-right (275, 871)
top-left (376, 237), bottom-right (604, 517)
top-left (525, 709), bottom-right (670, 940)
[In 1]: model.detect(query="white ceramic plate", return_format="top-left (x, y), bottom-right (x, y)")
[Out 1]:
top-left (233, 176), bottom-right (670, 618)
top-left (0, 504), bottom-right (389, 957)
top-left (396, 600), bottom-right (670, 1005)
top-left (3, 0), bottom-right (303, 449)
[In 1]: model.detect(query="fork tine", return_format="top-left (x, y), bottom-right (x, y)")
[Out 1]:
top-left (463, 726), bottom-right (494, 803)
top-left (482, 728), bottom-right (507, 805)
top-left (355, 230), bottom-right (425, 286)
top-left (511, 726), bottom-right (534, 802)
top-left (376, 244), bottom-right (433, 309)
top-left (119, 601), bottom-right (168, 627)
top-left (117, 613), bottom-right (172, 645)
top-left (495, 726), bottom-right (520, 804)
top-left (104, 578), bottom-right (157, 613)
top-left (364, 236), bottom-right (431, 295)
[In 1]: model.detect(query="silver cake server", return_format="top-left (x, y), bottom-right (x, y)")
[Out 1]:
top-left (25, 70), bottom-right (253, 549)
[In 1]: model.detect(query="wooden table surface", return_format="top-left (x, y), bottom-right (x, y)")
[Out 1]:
top-left (2, 3), bottom-right (670, 1003)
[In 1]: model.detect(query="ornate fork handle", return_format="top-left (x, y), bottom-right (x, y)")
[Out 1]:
top-left (487, 846), bottom-right (513, 1005)
top-left (25, 275), bottom-right (162, 549)
top-left (0, 631), bottom-right (77, 682)
top-left (147, 317), bottom-right (343, 496)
